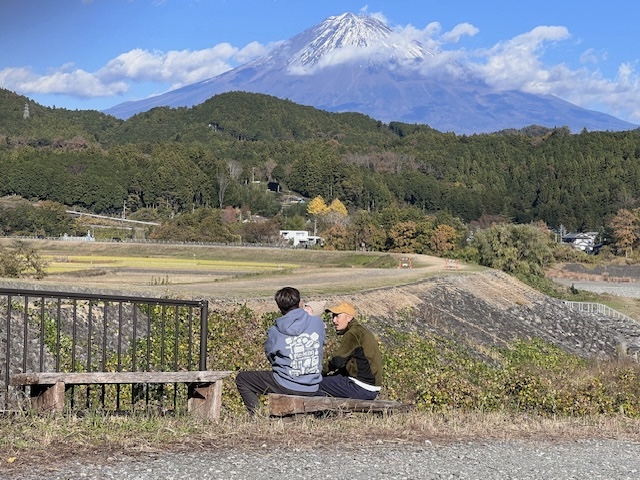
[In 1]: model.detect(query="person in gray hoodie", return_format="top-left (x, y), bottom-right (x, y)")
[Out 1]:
top-left (235, 287), bottom-right (326, 415)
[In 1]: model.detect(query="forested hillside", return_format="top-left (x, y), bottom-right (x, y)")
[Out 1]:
top-left (2, 87), bottom-right (640, 237)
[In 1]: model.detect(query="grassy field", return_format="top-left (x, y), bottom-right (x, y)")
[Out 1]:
top-left (24, 239), bottom-right (406, 267)
top-left (46, 254), bottom-right (297, 274)
top-left (5, 238), bottom-right (640, 316)
top-left (1, 238), bottom-right (464, 299)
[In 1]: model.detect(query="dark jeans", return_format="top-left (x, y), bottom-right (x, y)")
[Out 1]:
top-left (318, 375), bottom-right (378, 400)
top-left (235, 370), bottom-right (317, 414)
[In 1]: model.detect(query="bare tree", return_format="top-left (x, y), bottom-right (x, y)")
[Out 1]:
top-left (217, 160), bottom-right (242, 208)
top-left (263, 159), bottom-right (277, 181)
top-left (228, 159), bottom-right (242, 179)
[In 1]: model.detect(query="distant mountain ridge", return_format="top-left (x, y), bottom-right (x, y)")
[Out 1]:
top-left (104, 13), bottom-right (638, 134)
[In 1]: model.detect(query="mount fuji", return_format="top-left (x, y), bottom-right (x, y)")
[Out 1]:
top-left (104, 13), bottom-right (637, 134)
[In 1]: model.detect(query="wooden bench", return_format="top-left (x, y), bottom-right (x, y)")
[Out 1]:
top-left (10, 370), bottom-right (233, 421)
top-left (268, 393), bottom-right (414, 417)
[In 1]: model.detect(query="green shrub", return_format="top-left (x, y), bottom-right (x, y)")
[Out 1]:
top-left (33, 302), bottom-right (640, 418)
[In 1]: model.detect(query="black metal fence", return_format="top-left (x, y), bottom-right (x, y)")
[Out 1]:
top-left (0, 287), bottom-right (209, 413)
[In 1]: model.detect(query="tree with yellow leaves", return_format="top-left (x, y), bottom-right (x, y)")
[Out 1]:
top-left (307, 196), bottom-right (330, 217)
top-left (328, 198), bottom-right (348, 216)
top-left (326, 198), bottom-right (348, 226)
top-left (307, 196), bottom-right (329, 235)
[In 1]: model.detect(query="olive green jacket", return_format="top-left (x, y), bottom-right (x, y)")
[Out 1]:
top-left (323, 319), bottom-right (382, 387)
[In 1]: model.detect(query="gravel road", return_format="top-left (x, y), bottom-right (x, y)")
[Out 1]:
top-left (4, 440), bottom-right (640, 480)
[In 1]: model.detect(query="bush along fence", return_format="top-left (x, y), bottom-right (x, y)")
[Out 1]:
top-left (0, 287), bottom-right (209, 415)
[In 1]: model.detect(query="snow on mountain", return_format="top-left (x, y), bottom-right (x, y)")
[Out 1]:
top-left (103, 13), bottom-right (638, 134)
top-left (281, 12), bottom-right (427, 72)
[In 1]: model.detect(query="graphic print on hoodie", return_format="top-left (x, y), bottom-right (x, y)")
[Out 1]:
top-left (285, 331), bottom-right (322, 376)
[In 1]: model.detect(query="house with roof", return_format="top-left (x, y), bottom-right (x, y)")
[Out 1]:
top-left (279, 230), bottom-right (323, 248)
top-left (561, 232), bottom-right (600, 253)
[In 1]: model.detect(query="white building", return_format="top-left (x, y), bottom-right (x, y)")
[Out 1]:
top-left (61, 230), bottom-right (95, 242)
top-left (562, 232), bottom-right (599, 253)
top-left (279, 230), bottom-right (323, 247)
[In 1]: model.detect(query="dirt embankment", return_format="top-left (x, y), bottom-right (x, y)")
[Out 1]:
top-left (225, 269), bottom-right (640, 361)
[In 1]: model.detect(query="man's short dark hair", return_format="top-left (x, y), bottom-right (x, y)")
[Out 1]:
top-left (274, 287), bottom-right (300, 314)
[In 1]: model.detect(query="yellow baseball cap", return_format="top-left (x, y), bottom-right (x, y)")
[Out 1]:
top-left (325, 302), bottom-right (356, 317)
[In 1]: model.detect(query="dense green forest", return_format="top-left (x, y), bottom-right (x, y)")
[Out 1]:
top-left (2, 87), bottom-right (640, 254)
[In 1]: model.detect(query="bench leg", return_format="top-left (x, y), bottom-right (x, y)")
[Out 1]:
top-left (30, 381), bottom-right (65, 413)
top-left (187, 381), bottom-right (223, 421)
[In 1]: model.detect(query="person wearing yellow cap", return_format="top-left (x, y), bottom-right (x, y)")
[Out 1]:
top-left (318, 301), bottom-right (382, 399)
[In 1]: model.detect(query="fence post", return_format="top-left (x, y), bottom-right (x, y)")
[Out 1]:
top-left (199, 300), bottom-right (209, 371)
top-left (3, 296), bottom-right (11, 409)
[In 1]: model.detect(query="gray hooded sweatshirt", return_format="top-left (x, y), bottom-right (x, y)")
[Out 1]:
top-left (265, 307), bottom-right (326, 393)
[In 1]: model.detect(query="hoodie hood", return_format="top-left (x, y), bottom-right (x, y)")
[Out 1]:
top-left (274, 308), bottom-right (315, 336)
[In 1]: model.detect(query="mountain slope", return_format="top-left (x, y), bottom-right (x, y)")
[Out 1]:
top-left (0, 88), bottom-right (121, 139)
top-left (104, 13), bottom-right (637, 134)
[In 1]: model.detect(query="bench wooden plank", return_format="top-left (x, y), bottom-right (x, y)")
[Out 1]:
top-left (268, 393), bottom-right (414, 416)
top-left (10, 371), bottom-right (232, 386)
top-left (10, 371), bottom-right (233, 420)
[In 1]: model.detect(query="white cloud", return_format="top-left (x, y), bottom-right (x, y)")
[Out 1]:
top-left (370, 20), bottom-right (640, 123)
top-left (450, 25), bottom-right (640, 123)
top-left (394, 21), bottom-right (442, 50)
top-left (580, 48), bottom-right (607, 64)
top-left (472, 26), bottom-right (571, 91)
top-left (441, 23), bottom-right (479, 44)
top-left (100, 43), bottom-right (240, 85)
top-left (0, 66), bottom-right (128, 97)
top-left (564, 62), bottom-right (640, 122)
top-left (359, 5), bottom-right (387, 24)
top-left (0, 41), bottom-right (267, 99)
top-left (235, 41), bottom-right (271, 64)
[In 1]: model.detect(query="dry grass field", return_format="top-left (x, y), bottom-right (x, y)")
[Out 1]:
top-left (1, 238), bottom-right (473, 302)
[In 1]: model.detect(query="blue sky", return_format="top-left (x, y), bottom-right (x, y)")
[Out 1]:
top-left (2, 0), bottom-right (639, 125)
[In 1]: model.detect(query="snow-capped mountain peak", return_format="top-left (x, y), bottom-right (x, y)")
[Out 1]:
top-left (263, 12), bottom-right (427, 73)
top-left (103, 12), bottom-right (638, 134)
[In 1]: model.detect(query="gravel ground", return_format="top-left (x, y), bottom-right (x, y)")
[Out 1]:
top-left (4, 440), bottom-right (640, 480)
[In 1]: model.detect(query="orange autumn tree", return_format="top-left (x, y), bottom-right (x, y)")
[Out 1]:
top-left (609, 208), bottom-right (640, 257)
top-left (429, 224), bottom-right (458, 255)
